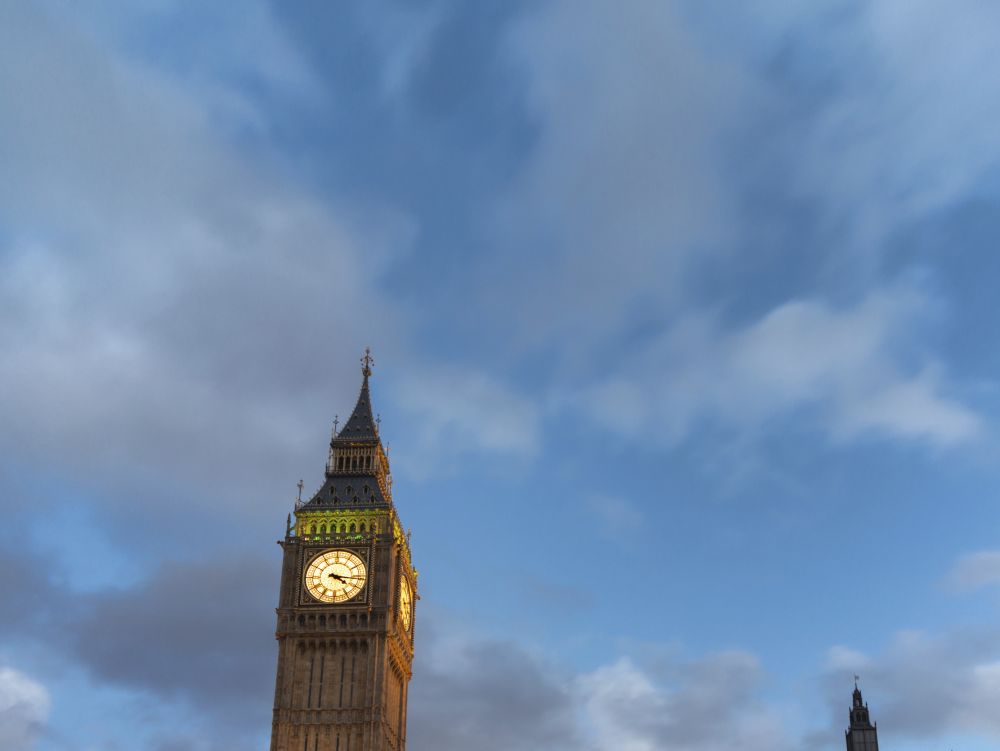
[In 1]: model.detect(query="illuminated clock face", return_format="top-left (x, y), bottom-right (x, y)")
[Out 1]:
top-left (399, 575), bottom-right (413, 632)
top-left (304, 550), bottom-right (367, 603)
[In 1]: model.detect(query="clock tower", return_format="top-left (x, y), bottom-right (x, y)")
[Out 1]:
top-left (270, 351), bottom-right (417, 751)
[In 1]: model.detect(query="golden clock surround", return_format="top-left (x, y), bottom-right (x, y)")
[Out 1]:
top-left (303, 549), bottom-right (368, 604)
top-left (398, 574), bottom-right (413, 633)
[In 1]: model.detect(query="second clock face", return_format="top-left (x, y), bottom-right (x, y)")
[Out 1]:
top-left (399, 575), bottom-right (413, 632)
top-left (304, 550), bottom-right (367, 603)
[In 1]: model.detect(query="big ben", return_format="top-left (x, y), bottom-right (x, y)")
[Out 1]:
top-left (270, 350), bottom-right (417, 751)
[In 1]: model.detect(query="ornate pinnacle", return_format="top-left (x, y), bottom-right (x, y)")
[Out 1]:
top-left (361, 347), bottom-right (374, 378)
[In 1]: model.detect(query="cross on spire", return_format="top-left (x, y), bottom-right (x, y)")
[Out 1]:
top-left (361, 347), bottom-right (374, 378)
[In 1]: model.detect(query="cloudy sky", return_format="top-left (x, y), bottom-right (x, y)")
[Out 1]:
top-left (3, 1), bottom-right (1000, 749)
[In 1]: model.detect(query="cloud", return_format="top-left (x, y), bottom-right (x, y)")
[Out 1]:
top-left (492, 0), bottom-right (765, 348)
top-left (392, 366), bottom-right (542, 476)
top-left (585, 495), bottom-right (644, 537)
top-left (0, 2), bottom-right (420, 535)
top-left (409, 635), bottom-right (581, 751)
top-left (576, 286), bottom-right (979, 448)
top-left (945, 551), bottom-right (1000, 594)
top-left (409, 624), bottom-right (795, 751)
top-left (69, 555), bottom-right (278, 723)
top-left (0, 547), bottom-right (276, 746)
top-left (579, 653), bottom-right (794, 751)
top-left (0, 667), bottom-right (50, 750)
top-left (790, 0), bottom-right (1000, 257)
top-left (817, 627), bottom-right (1000, 744)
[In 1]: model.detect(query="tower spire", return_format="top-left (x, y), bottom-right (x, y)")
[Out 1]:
top-left (334, 348), bottom-right (379, 442)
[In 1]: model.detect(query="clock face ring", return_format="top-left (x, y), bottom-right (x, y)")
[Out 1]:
top-left (304, 550), bottom-right (367, 603)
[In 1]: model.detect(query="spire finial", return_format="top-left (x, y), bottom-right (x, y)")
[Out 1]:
top-left (376, 413), bottom-right (381, 432)
top-left (297, 479), bottom-right (304, 503)
top-left (332, 414), bottom-right (339, 437)
top-left (361, 347), bottom-right (374, 378)
top-left (854, 674), bottom-right (860, 689)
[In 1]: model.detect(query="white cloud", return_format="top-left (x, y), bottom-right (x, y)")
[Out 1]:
top-left (790, 0), bottom-right (1000, 257)
top-left (0, 667), bottom-right (50, 750)
top-left (393, 366), bottom-right (541, 476)
top-left (945, 551), bottom-right (1000, 594)
top-left (585, 495), bottom-right (644, 536)
top-left (578, 653), bottom-right (793, 751)
top-left (576, 286), bottom-right (979, 448)
top-left (819, 627), bottom-right (1000, 743)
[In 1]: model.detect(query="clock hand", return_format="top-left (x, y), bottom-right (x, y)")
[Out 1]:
top-left (327, 572), bottom-right (347, 582)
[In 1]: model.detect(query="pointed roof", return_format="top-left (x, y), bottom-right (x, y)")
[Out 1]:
top-left (301, 348), bottom-right (392, 510)
top-left (333, 348), bottom-right (379, 443)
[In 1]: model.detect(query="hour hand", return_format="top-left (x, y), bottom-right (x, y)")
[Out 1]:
top-left (327, 572), bottom-right (346, 582)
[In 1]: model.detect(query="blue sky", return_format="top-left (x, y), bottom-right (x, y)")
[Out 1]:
top-left (2, 1), bottom-right (1000, 749)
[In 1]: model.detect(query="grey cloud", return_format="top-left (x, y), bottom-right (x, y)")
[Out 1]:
top-left (0, 542), bottom-right (825, 751)
top-left (69, 554), bottom-right (278, 720)
top-left (0, 550), bottom-right (280, 751)
top-left (0, 545), bottom-right (277, 742)
top-left (0, 3), bottom-right (399, 507)
top-left (491, 0), bottom-right (763, 350)
top-left (407, 628), bottom-right (798, 751)
top-left (0, 667), bottom-right (50, 751)
top-left (408, 634), bottom-right (582, 751)
top-left (0, 1), bottom-right (538, 551)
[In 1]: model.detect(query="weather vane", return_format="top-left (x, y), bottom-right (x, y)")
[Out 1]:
top-left (361, 347), bottom-right (374, 377)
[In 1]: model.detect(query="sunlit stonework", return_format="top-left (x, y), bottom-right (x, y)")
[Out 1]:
top-left (269, 350), bottom-right (417, 751)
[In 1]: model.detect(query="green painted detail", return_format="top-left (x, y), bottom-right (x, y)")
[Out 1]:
top-left (294, 508), bottom-right (389, 538)
top-left (292, 506), bottom-right (416, 582)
